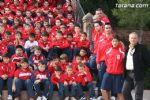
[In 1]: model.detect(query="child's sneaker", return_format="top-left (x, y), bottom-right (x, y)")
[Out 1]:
top-left (7, 95), bottom-right (13, 100)
top-left (42, 96), bottom-right (47, 100)
top-left (97, 96), bottom-right (103, 100)
top-left (70, 97), bottom-right (77, 100)
top-left (36, 96), bottom-right (42, 100)
top-left (110, 96), bottom-right (116, 100)
top-left (79, 96), bottom-right (86, 100)
top-left (64, 96), bottom-right (69, 100)
top-left (90, 97), bottom-right (96, 100)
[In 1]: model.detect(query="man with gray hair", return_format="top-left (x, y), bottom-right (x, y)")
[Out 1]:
top-left (122, 32), bottom-right (150, 100)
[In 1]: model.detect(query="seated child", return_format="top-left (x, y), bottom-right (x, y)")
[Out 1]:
top-left (0, 53), bottom-right (16, 100)
top-left (51, 66), bottom-right (64, 100)
top-left (32, 60), bottom-right (51, 100)
top-left (76, 63), bottom-right (95, 100)
top-left (24, 33), bottom-right (38, 57)
top-left (63, 65), bottom-right (77, 100)
top-left (11, 45), bottom-right (28, 68)
top-left (29, 46), bottom-right (46, 70)
top-left (12, 58), bottom-right (34, 100)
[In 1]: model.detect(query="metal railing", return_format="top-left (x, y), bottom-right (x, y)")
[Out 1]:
top-left (71, 0), bottom-right (85, 24)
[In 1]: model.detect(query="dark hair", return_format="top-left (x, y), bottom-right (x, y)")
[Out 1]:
top-left (94, 21), bottom-right (102, 26)
top-left (3, 53), bottom-right (11, 58)
top-left (96, 8), bottom-right (102, 11)
top-left (34, 46), bottom-right (42, 51)
top-left (5, 31), bottom-right (11, 35)
top-left (29, 33), bottom-right (35, 38)
top-left (104, 22), bottom-right (111, 26)
top-left (67, 33), bottom-right (73, 37)
top-left (81, 32), bottom-right (87, 37)
top-left (56, 30), bottom-right (63, 35)
top-left (42, 32), bottom-right (49, 37)
top-left (113, 34), bottom-right (121, 41)
top-left (54, 66), bottom-right (62, 71)
top-left (21, 58), bottom-right (28, 63)
top-left (38, 60), bottom-right (45, 65)
top-left (15, 45), bottom-right (24, 51)
top-left (16, 31), bottom-right (22, 35)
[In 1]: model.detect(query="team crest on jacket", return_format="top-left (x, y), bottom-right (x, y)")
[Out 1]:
top-left (117, 55), bottom-right (120, 60)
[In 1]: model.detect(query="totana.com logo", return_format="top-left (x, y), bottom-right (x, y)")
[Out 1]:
top-left (116, 3), bottom-right (149, 8)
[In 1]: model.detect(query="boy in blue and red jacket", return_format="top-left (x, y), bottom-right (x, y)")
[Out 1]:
top-left (0, 53), bottom-right (16, 100)
top-left (101, 35), bottom-right (125, 100)
top-left (31, 60), bottom-right (51, 100)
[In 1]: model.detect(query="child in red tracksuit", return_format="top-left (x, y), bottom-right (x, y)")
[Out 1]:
top-left (101, 35), bottom-right (125, 100)
top-left (76, 63), bottom-right (95, 100)
top-left (59, 53), bottom-right (70, 72)
top-left (0, 53), bottom-right (16, 100)
top-left (29, 46), bottom-right (46, 70)
top-left (49, 31), bottom-right (69, 57)
top-left (72, 55), bottom-right (90, 73)
top-left (31, 60), bottom-right (51, 100)
top-left (51, 66), bottom-right (64, 99)
top-left (48, 55), bottom-right (60, 74)
top-left (63, 65), bottom-right (77, 100)
top-left (12, 58), bottom-right (34, 100)
top-left (11, 45), bottom-right (28, 68)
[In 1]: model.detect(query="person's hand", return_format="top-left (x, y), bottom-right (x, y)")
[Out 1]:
top-left (1, 74), bottom-right (8, 80)
top-left (72, 82), bottom-right (77, 86)
top-left (84, 77), bottom-right (88, 82)
top-left (57, 83), bottom-right (59, 88)
top-left (97, 64), bottom-right (100, 70)
top-left (34, 80), bottom-right (41, 84)
top-left (64, 81), bottom-right (68, 86)
top-left (12, 84), bottom-right (16, 92)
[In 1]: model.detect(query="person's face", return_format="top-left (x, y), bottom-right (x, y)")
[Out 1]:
top-left (5, 8), bottom-right (11, 14)
top-left (55, 20), bottom-right (61, 26)
top-left (79, 50), bottom-right (86, 56)
top-left (56, 33), bottom-right (63, 40)
top-left (67, 35), bottom-right (73, 41)
top-left (76, 57), bottom-right (81, 63)
top-left (26, 11), bottom-right (31, 17)
top-left (74, 26), bottom-right (80, 33)
top-left (55, 71), bottom-right (61, 75)
top-left (94, 23), bottom-right (101, 32)
top-left (66, 68), bottom-right (72, 74)
top-left (44, 1), bottom-right (49, 6)
top-left (34, 50), bottom-right (41, 56)
top-left (53, 58), bottom-right (59, 64)
top-left (21, 62), bottom-right (28, 69)
top-left (3, 57), bottom-right (10, 64)
top-left (68, 22), bottom-right (74, 28)
top-left (14, 0), bottom-right (19, 5)
top-left (38, 64), bottom-right (46, 72)
top-left (78, 67), bottom-right (84, 73)
top-left (60, 26), bottom-right (66, 32)
top-left (129, 33), bottom-right (138, 46)
top-left (80, 34), bottom-right (86, 41)
top-left (67, 14), bottom-right (73, 19)
top-left (95, 10), bottom-right (103, 18)
top-left (36, 12), bottom-right (41, 16)
top-left (29, 37), bottom-right (35, 42)
top-left (104, 25), bottom-right (112, 34)
top-left (5, 34), bottom-right (11, 40)
top-left (42, 36), bottom-right (48, 41)
top-left (16, 10), bottom-right (22, 16)
top-left (112, 39), bottom-right (119, 48)
top-left (60, 58), bottom-right (66, 63)
top-left (14, 19), bottom-right (19, 25)
top-left (16, 48), bottom-right (23, 56)
top-left (15, 33), bottom-right (21, 39)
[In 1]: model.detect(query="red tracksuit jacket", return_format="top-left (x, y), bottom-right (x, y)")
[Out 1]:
top-left (76, 71), bottom-right (93, 86)
top-left (14, 68), bottom-right (32, 80)
top-left (96, 34), bottom-right (113, 64)
top-left (62, 72), bottom-right (76, 84)
top-left (51, 72), bottom-right (63, 85)
top-left (104, 45), bottom-right (125, 74)
top-left (0, 62), bottom-right (16, 78)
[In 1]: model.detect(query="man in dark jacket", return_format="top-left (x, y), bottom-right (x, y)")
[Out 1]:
top-left (122, 32), bottom-right (150, 100)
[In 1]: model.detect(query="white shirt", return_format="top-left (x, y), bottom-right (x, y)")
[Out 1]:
top-left (126, 48), bottom-right (135, 70)
top-left (24, 40), bottom-right (38, 49)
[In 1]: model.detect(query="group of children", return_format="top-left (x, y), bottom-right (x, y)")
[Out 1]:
top-left (0, 0), bottom-right (127, 100)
